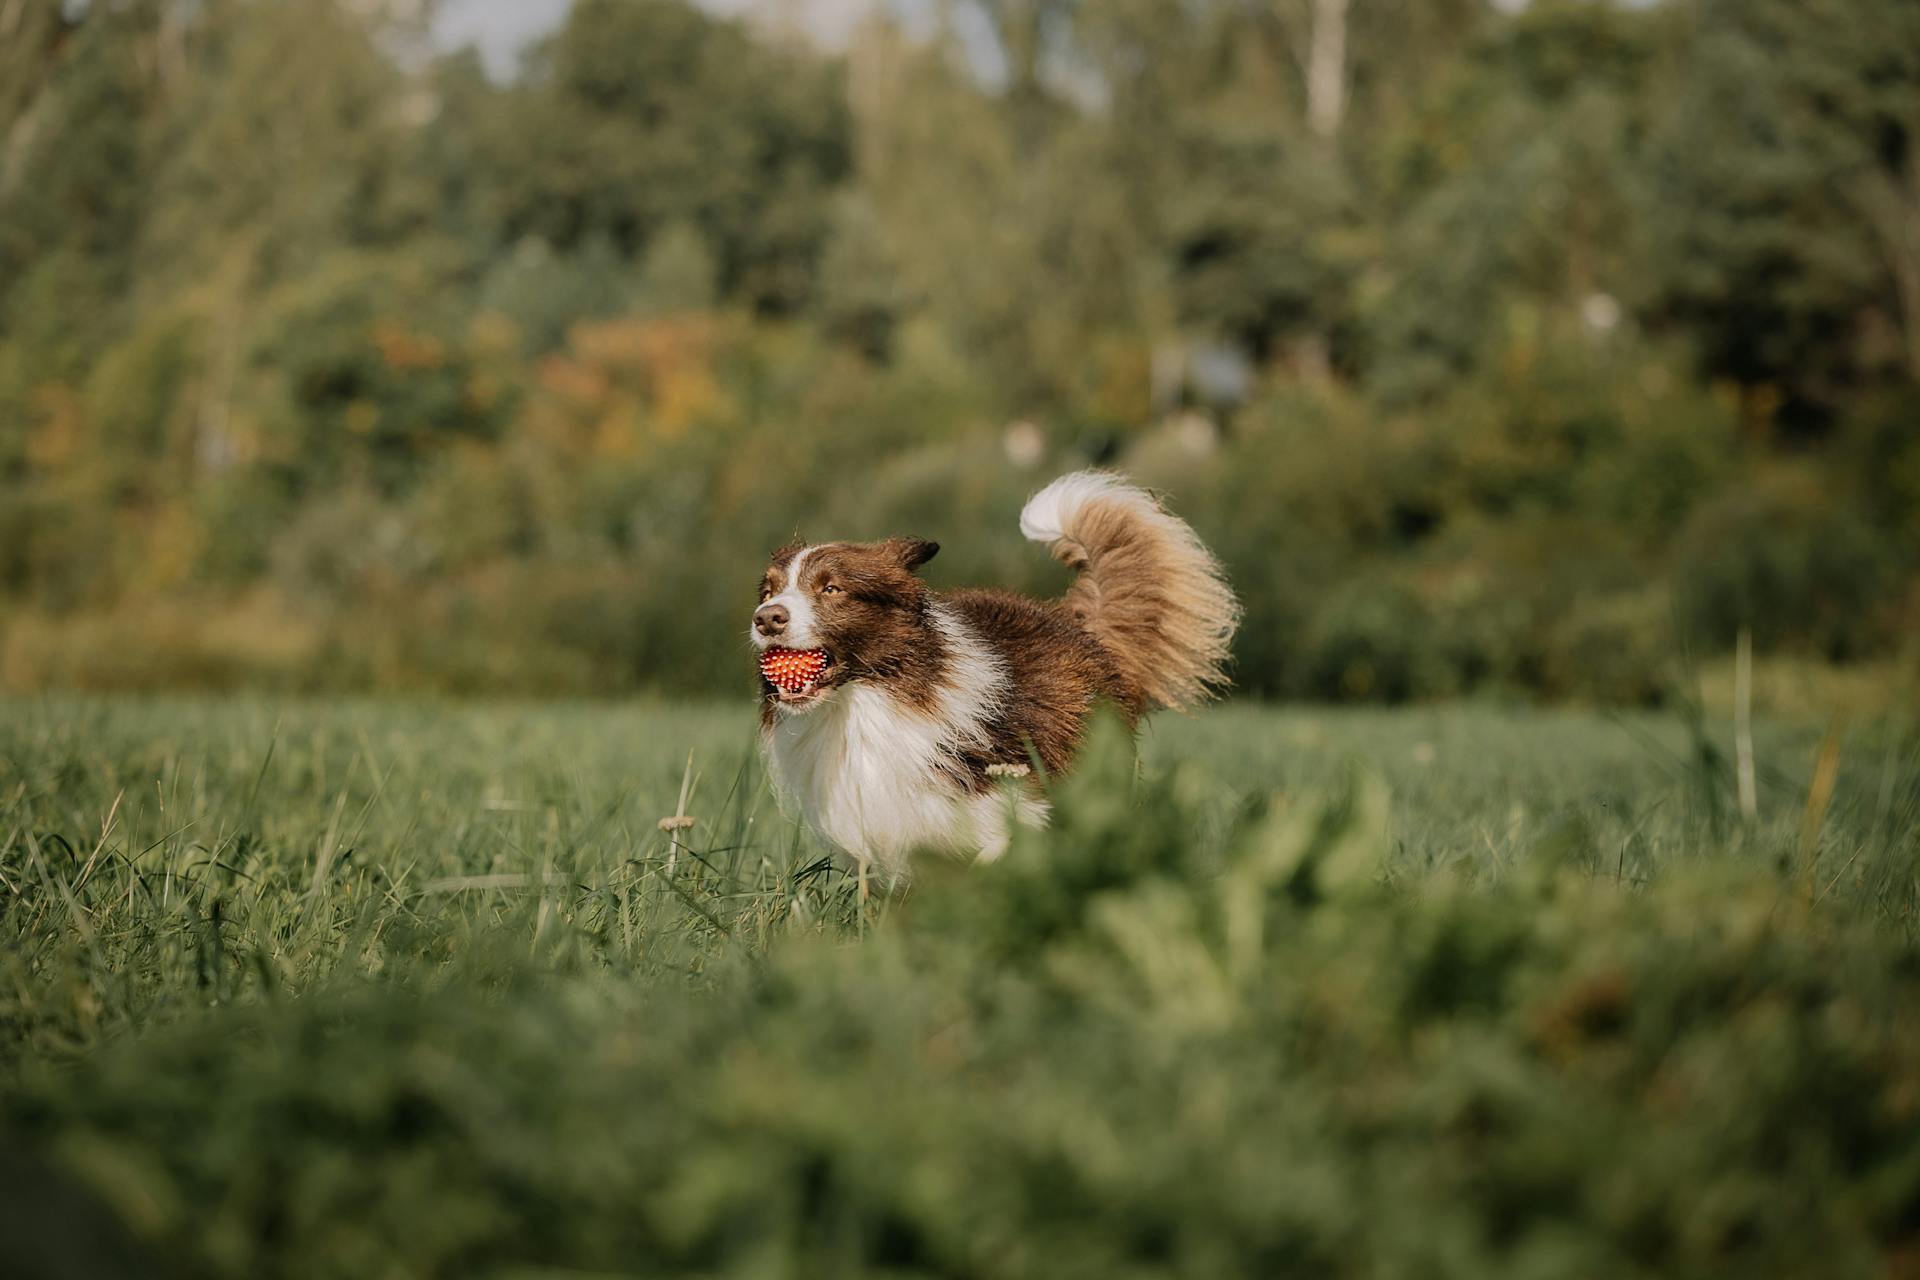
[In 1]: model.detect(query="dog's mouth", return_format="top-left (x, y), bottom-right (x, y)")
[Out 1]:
top-left (758, 646), bottom-right (837, 707)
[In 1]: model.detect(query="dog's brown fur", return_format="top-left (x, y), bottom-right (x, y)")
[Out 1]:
top-left (939, 588), bottom-right (1137, 781)
top-left (1037, 481), bottom-right (1240, 712)
top-left (752, 472), bottom-right (1237, 874)
top-left (756, 473), bottom-right (1236, 784)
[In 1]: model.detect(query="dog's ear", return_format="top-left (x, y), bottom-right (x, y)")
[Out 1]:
top-left (885, 538), bottom-right (940, 572)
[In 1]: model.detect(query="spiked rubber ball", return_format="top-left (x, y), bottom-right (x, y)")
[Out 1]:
top-left (759, 647), bottom-right (828, 693)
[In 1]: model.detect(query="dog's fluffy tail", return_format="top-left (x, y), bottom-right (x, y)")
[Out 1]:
top-left (1020, 470), bottom-right (1240, 711)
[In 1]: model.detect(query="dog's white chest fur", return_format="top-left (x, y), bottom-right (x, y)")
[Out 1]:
top-left (761, 604), bottom-right (1029, 878)
top-left (764, 683), bottom-right (975, 874)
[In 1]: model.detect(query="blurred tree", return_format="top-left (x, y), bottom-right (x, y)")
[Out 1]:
top-left (470, 0), bottom-right (849, 314)
top-left (1646, 0), bottom-right (1920, 431)
top-left (1166, 128), bottom-right (1358, 370)
top-left (0, 0), bottom-right (1913, 697)
top-left (637, 221), bottom-right (721, 316)
top-left (848, 21), bottom-right (1155, 415)
top-left (814, 192), bottom-right (910, 359)
top-left (0, 0), bottom-right (74, 150)
top-left (244, 248), bottom-right (511, 494)
top-left (0, 3), bottom-right (154, 363)
top-left (479, 236), bottom-right (636, 353)
top-left (1068, 0), bottom-right (1493, 375)
top-left (1364, 1), bottom-right (1655, 402)
top-left (140, 0), bottom-right (418, 284)
top-left (959, 0), bottom-right (1081, 145)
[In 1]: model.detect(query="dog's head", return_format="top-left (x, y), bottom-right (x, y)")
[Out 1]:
top-left (750, 538), bottom-right (940, 712)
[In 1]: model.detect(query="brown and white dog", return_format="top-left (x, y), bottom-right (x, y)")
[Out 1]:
top-left (750, 471), bottom-right (1239, 881)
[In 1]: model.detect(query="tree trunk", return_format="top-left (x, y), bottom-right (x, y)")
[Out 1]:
top-left (1857, 165), bottom-right (1920, 382)
top-left (1306, 0), bottom-right (1348, 140)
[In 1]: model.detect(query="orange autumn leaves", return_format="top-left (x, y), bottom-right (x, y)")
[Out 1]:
top-left (526, 315), bottom-right (729, 459)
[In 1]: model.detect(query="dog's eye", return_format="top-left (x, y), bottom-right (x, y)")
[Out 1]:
top-left (821, 583), bottom-right (843, 595)
top-left (759, 586), bottom-right (773, 601)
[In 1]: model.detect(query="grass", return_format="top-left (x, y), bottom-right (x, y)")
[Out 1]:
top-left (2, 693), bottom-right (1918, 1278)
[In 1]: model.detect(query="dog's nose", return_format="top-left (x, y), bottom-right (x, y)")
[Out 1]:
top-left (754, 602), bottom-right (789, 637)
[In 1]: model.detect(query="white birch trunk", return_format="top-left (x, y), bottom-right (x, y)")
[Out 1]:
top-left (1307, 0), bottom-right (1349, 140)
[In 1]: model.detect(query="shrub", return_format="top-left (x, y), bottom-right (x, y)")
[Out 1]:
top-left (1673, 469), bottom-right (1903, 660)
top-left (1541, 588), bottom-right (1673, 705)
top-left (1298, 574), bottom-right (1449, 702)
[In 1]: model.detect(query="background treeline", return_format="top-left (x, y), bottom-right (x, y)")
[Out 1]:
top-left (1, 0), bottom-right (1915, 702)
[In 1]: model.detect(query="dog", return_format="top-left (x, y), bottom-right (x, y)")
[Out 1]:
top-left (751, 471), bottom-right (1239, 881)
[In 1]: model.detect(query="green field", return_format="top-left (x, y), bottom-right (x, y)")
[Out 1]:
top-left (3, 696), bottom-right (1918, 1278)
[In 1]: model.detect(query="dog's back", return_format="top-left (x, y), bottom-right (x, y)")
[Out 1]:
top-left (935, 587), bottom-right (1130, 779)
top-left (945, 471), bottom-right (1240, 769)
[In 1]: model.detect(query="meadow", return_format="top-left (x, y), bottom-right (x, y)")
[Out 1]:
top-left (8, 2), bottom-right (1918, 1273)
top-left (2, 693), bottom-right (1917, 1278)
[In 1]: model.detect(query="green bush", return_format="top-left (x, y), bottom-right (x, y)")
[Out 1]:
top-left (1674, 471), bottom-right (1903, 660)
top-left (1836, 389), bottom-right (1920, 550)
top-left (478, 234), bottom-right (640, 353)
top-left (1298, 574), bottom-right (1449, 702)
top-left (1541, 588), bottom-right (1673, 705)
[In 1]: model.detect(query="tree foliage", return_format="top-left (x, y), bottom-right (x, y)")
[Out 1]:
top-left (0, 0), bottom-right (1913, 699)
